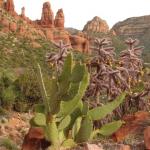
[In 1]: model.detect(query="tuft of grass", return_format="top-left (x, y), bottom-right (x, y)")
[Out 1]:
top-left (0, 138), bottom-right (18, 150)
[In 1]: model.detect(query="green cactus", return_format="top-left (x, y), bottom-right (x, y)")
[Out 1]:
top-left (29, 53), bottom-right (126, 149)
top-left (30, 52), bottom-right (90, 148)
top-left (98, 120), bottom-right (125, 136)
top-left (87, 92), bottom-right (126, 121)
top-left (74, 92), bottom-right (126, 143)
top-left (75, 116), bottom-right (93, 143)
top-left (58, 115), bottom-right (71, 131)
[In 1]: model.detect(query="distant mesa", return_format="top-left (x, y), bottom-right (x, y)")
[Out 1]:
top-left (83, 16), bottom-right (109, 33)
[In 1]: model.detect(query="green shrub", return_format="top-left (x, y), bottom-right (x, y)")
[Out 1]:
top-left (0, 138), bottom-right (18, 150)
top-left (14, 69), bottom-right (42, 104)
top-left (0, 69), bottom-right (17, 110)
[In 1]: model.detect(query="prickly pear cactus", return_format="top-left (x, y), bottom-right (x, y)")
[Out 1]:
top-left (30, 52), bottom-right (90, 148)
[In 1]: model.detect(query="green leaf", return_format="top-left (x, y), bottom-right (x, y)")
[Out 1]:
top-left (67, 102), bottom-right (83, 130)
top-left (61, 139), bottom-right (76, 149)
top-left (58, 67), bottom-right (89, 117)
top-left (34, 104), bottom-right (45, 113)
top-left (33, 113), bottom-right (46, 126)
top-left (1, 69), bottom-right (17, 82)
top-left (71, 62), bottom-right (85, 83)
top-left (59, 131), bottom-right (66, 144)
top-left (72, 117), bottom-right (82, 139)
top-left (58, 53), bottom-right (73, 96)
top-left (48, 78), bottom-right (60, 114)
top-left (37, 64), bottom-right (50, 113)
top-left (88, 93), bottom-right (126, 121)
top-left (75, 116), bottom-right (93, 143)
top-left (2, 86), bottom-right (16, 103)
top-left (58, 115), bottom-right (71, 131)
top-left (99, 120), bottom-right (124, 136)
top-left (61, 82), bottom-right (79, 101)
top-left (82, 102), bottom-right (89, 115)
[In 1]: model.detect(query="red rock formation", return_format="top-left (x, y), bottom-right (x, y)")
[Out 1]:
top-left (0, 0), bottom-right (4, 8)
top-left (4, 0), bottom-right (16, 15)
top-left (54, 29), bottom-right (71, 46)
top-left (2, 0), bottom-right (90, 53)
top-left (43, 29), bottom-right (54, 40)
top-left (20, 7), bottom-right (32, 24)
top-left (83, 16), bottom-right (109, 33)
top-left (54, 9), bottom-right (64, 29)
top-left (22, 127), bottom-right (50, 150)
top-left (40, 2), bottom-right (54, 28)
top-left (113, 111), bottom-right (150, 142)
top-left (144, 126), bottom-right (150, 149)
top-left (70, 32), bottom-right (90, 53)
top-left (21, 7), bottom-right (25, 18)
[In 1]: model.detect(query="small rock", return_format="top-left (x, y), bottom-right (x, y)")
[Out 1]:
top-left (103, 144), bottom-right (131, 150)
top-left (119, 144), bottom-right (131, 150)
top-left (84, 143), bottom-right (104, 150)
top-left (144, 126), bottom-right (150, 149)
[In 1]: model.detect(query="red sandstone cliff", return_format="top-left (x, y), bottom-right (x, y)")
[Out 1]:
top-left (1, 0), bottom-right (90, 53)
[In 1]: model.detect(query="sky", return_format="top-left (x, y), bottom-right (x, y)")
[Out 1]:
top-left (14, 0), bottom-right (150, 30)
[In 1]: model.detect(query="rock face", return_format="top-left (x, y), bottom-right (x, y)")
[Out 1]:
top-left (83, 16), bottom-right (109, 33)
top-left (0, 0), bottom-right (3, 8)
top-left (40, 2), bottom-right (54, 28)
top-left (111, 15), bottom-right (150, 62)
top-left (1, 0), bottom-right (90, 53)
top-left (113, 111), bottom-right (150, 142)
top-left (144, 126), bottom-right (150, 149)
top-left (54, 9), bottom-right (64, 29)
top-left (112, 15), bottom-right (150, 37)
top-left (4, 0), bottom-right (15, 15)
top-left (70, 32), bottom-right (90, 53)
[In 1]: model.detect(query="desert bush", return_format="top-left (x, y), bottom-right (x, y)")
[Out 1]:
top-left (0, 138), bottom-right (18, 150)
top-left (0, 69), bottom-right (17, 110)
top-left (14, 69), bottom-right (42, 106)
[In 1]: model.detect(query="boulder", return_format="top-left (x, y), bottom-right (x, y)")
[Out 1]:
top-left (70, 32), bottom-right (90, 53)
top-left (84, 143), bottom-right (103, 150)
top-left (113, 111), bottom-right (150, 142)
top-left (22, 127), bottom-right (50, 150)
top-left (144, 126), bottom-right (150, 149)
top-left (54, 29), bottom-right (71, 46)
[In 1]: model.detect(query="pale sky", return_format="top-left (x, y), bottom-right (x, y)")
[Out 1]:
top-left (14, 0), bottom-right (150, 30)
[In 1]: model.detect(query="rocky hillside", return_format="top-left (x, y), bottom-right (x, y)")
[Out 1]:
top-left (0, 0), bottom-right (90, 53)
top-left (112, 15), bottom-right (150, 62)
top-left (83, 16), bottom-right (109, 33)
top-left (112, 15), bottom-right (150, 37)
